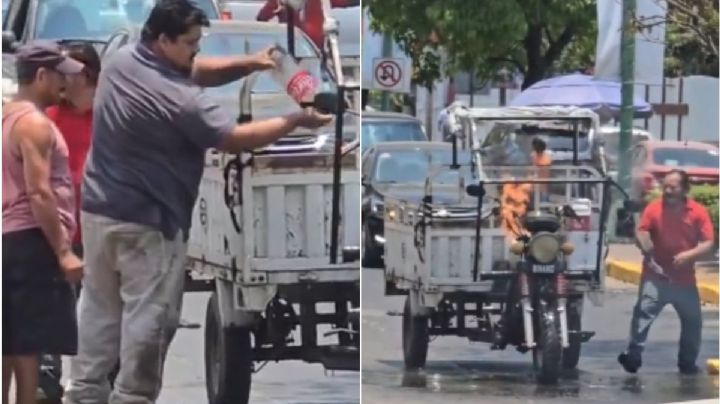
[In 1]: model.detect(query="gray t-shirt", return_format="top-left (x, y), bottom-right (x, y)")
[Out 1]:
top-left (82, 42), bottom-right (235, 240)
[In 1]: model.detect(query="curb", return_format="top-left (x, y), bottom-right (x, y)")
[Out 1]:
top-left (605, 259), bottom-right (719, 305)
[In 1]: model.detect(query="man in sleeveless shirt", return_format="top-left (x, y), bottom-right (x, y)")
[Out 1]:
top-left (64, 1), bottom-right (332, 403)
top-left (2, 40), bottom-right (84, 404)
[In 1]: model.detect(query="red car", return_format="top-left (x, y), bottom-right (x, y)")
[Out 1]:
top-left (631, 140), bottom-right (719, 199)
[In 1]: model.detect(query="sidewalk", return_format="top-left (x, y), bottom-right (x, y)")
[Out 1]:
top-left (606, 244), bottom-right (719, 375)
top-left (607, 244), bottom-right (719, 305)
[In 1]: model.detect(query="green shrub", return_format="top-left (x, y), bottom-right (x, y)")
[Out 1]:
top-left (646, 185), bottom-right (719, 244)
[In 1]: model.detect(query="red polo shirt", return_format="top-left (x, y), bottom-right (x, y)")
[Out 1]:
top-left (46, 104), bottom-right (93, 244)
top-left (638, 198), bottom-right (714, 285)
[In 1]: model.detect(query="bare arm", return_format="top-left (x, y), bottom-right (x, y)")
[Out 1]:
top-left (15, 113), bottom-right (72, 258)
top-left (677, 209), bottom-right (717, 262)
top-left (191, 50), bottom-right (274, 88)
top-left (635, 230), bottom-right (654, 257)
top-left (256, 0), bottom-right (280, 21)
top-left (682, 240), bottom-right (715, 261)
top-left (217, 113), bottom-right (301, 153)
top-left (217, 110), bottom-right (332, 153)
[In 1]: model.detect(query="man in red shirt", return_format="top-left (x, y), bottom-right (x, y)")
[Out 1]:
top-left (40, 41), bottom-right (99, 402)
top-left (46, 42), bottom-right (98, 256)
top-left (256, 0), bottom-right (359, 49)
top-left (618, 169), bottom-right (715, 374)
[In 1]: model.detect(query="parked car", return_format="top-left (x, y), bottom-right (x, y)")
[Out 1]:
top-left (218, 0), bottom-right (264, 21)
top-left (598, 125), bottom-right (653, 180)
top-left (1, 0), bottom-right (220, 52)
top-left (630, 140), bottom-right (720, 200)
top-left (361, 141), bottom-right (473, 267)
top-left (361, 111), bottom-right (427, 155)
top-left (100, 19), bottom-right (356, 141)
top-left (219, 0), bottom-right (360, 85)
top-left (1, 0), bottom-right (222, 101)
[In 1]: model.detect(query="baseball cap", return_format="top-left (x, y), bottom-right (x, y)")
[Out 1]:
top-left (15, 40), bottom-right (84, 76)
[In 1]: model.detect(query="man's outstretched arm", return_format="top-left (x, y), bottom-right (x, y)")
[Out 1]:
top-left (218, 110), bottom-right (331, 153)
top-left (191, 49), bottom-right (275, 87)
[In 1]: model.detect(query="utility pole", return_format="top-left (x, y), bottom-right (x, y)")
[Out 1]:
top-left (618, 0), bottom-right (636, 191)
top-left (380, 35), bottom-right (392, 111)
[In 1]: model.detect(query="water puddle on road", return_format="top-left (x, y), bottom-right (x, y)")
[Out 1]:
top-left (364, 360), bottom-right (720, 403)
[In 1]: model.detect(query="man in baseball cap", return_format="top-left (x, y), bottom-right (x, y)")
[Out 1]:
top-left (3, 40), bottom-right (84, 404)
top-left (15, 40), bottom-right (84, 103)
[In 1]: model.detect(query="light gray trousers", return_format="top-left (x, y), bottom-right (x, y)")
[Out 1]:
top-left (64, 212), bottom-right (187, 404)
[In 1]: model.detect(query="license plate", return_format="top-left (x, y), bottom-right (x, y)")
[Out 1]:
top-left (532, 264), bottom-right (556, 274)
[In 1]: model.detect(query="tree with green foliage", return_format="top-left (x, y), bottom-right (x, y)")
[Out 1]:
top-left (366, 0), bottom-right (597, 90)
top-left (633, 0), bottom-right (719, 77)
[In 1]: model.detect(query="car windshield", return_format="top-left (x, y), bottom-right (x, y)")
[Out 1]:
top-left (361, 121), bottom-right (426, 153)
top-left (35, 0), bottom-right (217, 41)
top-left (201, 31), bottom-right (320, 97)
top-left (2, 0), bottom-right (9, 27)
top-left (653, 147), bottom-right (719, 168)
top-left (373, 149), bottom-right (474, 184)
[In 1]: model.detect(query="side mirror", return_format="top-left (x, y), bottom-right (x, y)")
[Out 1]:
top-left (2, 31), bottom-right (17, 53)
top-left (466, 184), bottom-right (485, 198)
top-left (615, 204), bottom-right (638, 238)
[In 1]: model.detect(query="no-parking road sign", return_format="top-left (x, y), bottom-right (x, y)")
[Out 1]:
top-left (372, 57), bottom-right (411, 93)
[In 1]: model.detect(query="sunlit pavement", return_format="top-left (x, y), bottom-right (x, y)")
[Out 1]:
top-left (362, 268), bottom-right (720, 404)
top-left (61, 292), bottom-right (360, 404)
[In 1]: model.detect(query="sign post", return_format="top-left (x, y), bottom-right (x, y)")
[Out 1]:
top-left (618, 0), bottom-right (636, 192)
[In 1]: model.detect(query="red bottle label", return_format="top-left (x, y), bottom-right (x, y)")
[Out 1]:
top-left (286, 70), bottom-right (317, 103)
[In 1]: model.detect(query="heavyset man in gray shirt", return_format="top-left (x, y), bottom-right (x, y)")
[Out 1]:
top-left (64, 1), bottom-right (331, 402)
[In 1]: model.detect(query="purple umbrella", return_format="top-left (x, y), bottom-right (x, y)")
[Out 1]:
top-left (510, 73), bottom-right (653, 118)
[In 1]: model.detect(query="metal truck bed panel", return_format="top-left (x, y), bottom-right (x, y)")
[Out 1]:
top-left (384, 199), bottom-right (601, 289)
top-left (187, 150), bottom-right (360, 277)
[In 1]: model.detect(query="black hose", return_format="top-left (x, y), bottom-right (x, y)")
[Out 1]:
top-left (223, 155), bottom-right (248, 233)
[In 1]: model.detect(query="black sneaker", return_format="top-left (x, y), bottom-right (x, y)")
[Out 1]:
top-left (37, 372), bottom-right (63, 403)
top-left (679, 364), bottom-right (701, 375)
top-left (618, 352), bottom-right (642, 373)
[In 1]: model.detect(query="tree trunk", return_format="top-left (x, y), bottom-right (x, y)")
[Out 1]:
top-left (522, 24), bottom-right (546, 90)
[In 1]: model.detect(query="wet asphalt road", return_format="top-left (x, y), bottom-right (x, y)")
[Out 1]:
top-left (63, 292), bottom-right (360, 404)
top-left (361, 268), bottom-right (720, 404)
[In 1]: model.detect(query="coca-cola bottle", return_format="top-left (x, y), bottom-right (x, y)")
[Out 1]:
top-left (269, 45), bottom-right (339, 114)
top-left (269, 45), bottom-right (318, 106)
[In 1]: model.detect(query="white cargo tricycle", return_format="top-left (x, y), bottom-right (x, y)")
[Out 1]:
top-left (184, 3), bottom-right (361, 402)
top-left (383, 106), bottom-right (638, 384)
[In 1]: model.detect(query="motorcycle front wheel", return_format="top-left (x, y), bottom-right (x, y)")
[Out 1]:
top-left (532, 300), bottom-right (562, 384)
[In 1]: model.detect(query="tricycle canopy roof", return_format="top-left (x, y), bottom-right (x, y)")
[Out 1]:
top-left (451, 106), bottom-right (601, 128)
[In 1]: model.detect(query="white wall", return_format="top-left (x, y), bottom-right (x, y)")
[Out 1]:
top-left (452, 75), bottom-right (718, 143)
top-left (640, 76), bottom-right (719, 143)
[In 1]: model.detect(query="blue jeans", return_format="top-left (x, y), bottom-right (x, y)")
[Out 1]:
top-left (626, 278), bottom-right (702, 368)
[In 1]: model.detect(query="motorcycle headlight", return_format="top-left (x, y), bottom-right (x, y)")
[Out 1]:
top-left (528, 233), bottom-right (561, 264)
